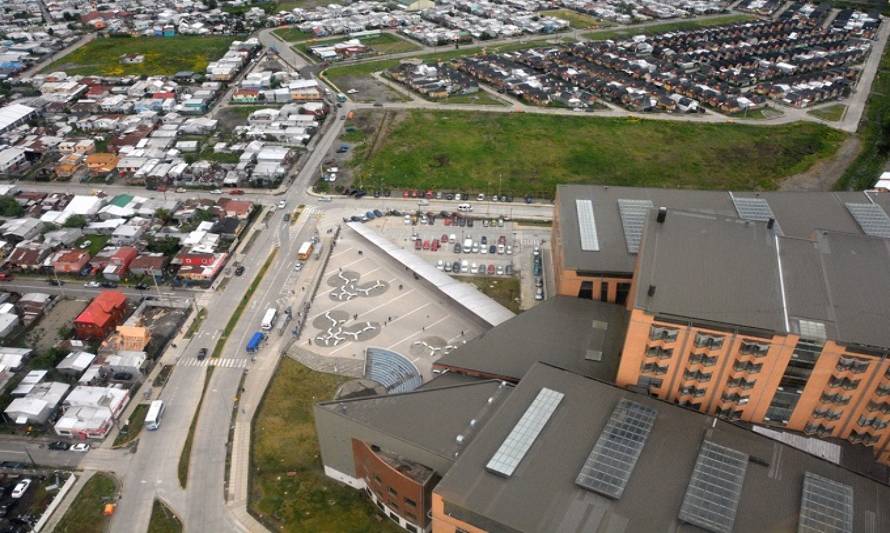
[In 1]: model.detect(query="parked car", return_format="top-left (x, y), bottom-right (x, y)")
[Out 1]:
top-left (436, 260), bottom-right (444, 271)
top-left (135, 283), bottom-right (148, 290)
top-left (487, 264), bottom-right (495, 275)
top-left (431, 240), bottom-right (440, 252)
top-left (336, 144), bottom-right (349, 153)
top-left (505, 264), bottom-right (513, 276)
top-left (294, 262), bottom-right (303, 272)
top-left (373, 209), bottom-right (384, 218)
top-left (423, 240), bottom-right (430, 250)
top-left (498, 244), bottom-right (505, 255)
top-left (480, 245), bottom-right (487, 255)
top-left (210, 189), bottom-right (223, 194)
top-left (234, 265), bottom-right (245, 276)
top-left (70, 443), bottom-right (90, 452)
top-left (480, 236), bottom-right (488, 245)
top-left (453, 243), bottom-right (461, 254)
top-left (507, 245), bottom-right (513, 255)
top-left (84, 281), bottom-right (101, 288)
top-left (197, 348), bottom-right (208, 361)
top-left (278, 200), bottom-right (287, 209)
top-left (467, 218), bottom-right (474, 227)
top-left (535, 287), bottom-right (544, 301)
top-left (489, 245), bottom-right (497, 254)
top-left (444, 262), bottom-right (452, 272)
top-left (47, 279), bottom-right (64, 286)
top-left (176, 187), bottom-right (187, 193)
top-left (453, 261), bottom-right (462, 273)
top-left (48, 441), bottom-right (70, 451)
top-left (113, 372), bottom-right (133, 381)
top-left (470, 262), bottom-right (478, 274)
top-left (101, 281), bottom-right (118, 288)
top-left (0, 273), bottom-right (14, 281)
top-left (483, 219), bottom-right (489, 227)
top-left (229, 189), bottom-right (245, 195)
top-left (496, 265), bottom-right (504, 275)
top-left (11, 480), bottom-right (30, 498)
top-left (414, 239), bottom-right (422, 250)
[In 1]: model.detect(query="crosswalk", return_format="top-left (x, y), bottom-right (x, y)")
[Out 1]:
top-left (177, 357), bottom-right (250, 369)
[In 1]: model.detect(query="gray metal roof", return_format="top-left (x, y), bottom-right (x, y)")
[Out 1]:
top-left (633, 208), bottom-right (890, 348)
top-left (347, 222), bottom-right (514, 327)
top-left (434, 364), bottom-right (890, 533)
top-left (556, 185), bottom-right (888, 275)
top-left (434, 296), bottom-right (628, 382)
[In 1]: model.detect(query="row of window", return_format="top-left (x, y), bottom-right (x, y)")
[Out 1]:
top-left (858, 416), bottom-right (890, 430)
top-left (716, 406), bottom-right (743, 421)
top-left (642, 362), bottom-right (668, 376)
top-left (679, 386), bottom-right (706, 398)
top-left (836, 357), bottom-right (870, 374)
top-left (645, 346), bottom-right (673, 359)
top-left (804, 423), bottom-right (834, 438)
top-left (812, 408), bottom-right (842, 421)
top-left (721, 392), bottom-right (749, 404)
top-left (821, 392), bottom-right (852, 406)
top-left (726, 377), bottom-right (756, 390)
top-left (688, 353), bottom-right (717, 367)
top-left (827, 376), bottom-right (861, 390)
top-left (683, 370), bottom-right (712, 383)
top-left (733, 361), bottom-right (762, 374)
top-left (867, 401), bottom-right (890, 414)
top-left (849, 430), bottom-right (880, 446)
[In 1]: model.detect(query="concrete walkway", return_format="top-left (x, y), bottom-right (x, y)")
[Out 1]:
top-left (39, 471), bottom-right (94, 533)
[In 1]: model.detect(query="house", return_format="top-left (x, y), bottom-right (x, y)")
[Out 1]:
top-left (100, 246), bottom-right (138, 280)
top-left (74, 291), bottom-right (128, 341)
top-left (129, 253), bottom-right (169, 278)
top-left (104, 350), bottom-right (146, 379)
top-left (104, 325), bottom-right (150, 352)
top-left (16, 293), bottom-right (52, 324)
top-left (56, 351), bottom-right (96, 377)
top-left (53, 249), bottom-right (91, 274)
top-left (0, 147), bottom-right (28, 174)
top-left (1, 218), bottom-right (42, 241)
top-left (176, 251), bottom-right (228, 282)
top-left (85, 153), bottom-right (119, 175)
top-left (5, 242), bottom-right (50, 271)
top-left (0, 313), bottom-right (18, 338)
top-left (0, 347), bottom-right (32, 372)
top-left (4, 382), bottom-right (69, 425)
top-left (53, 385), bottom-right (129, 439)
top-left (55, 153), bottom-right (87, 180)
top-left (218, 198), bottom-right (252, 219)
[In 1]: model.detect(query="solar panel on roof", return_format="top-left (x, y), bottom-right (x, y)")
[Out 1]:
top-left (799, 472), bottom-right (854, 533)
top-left (576, 199), bottom-right (600, 252)
top-left (845, 202), bottom-right (890, 238)
top-left (485, 387), bottom-right (563, 478)
top-left (732, 196), bottom-right (782, 233)
top-left (576, 399), bottom-right (657, 499)
top-left (679, 440), bottom-right (749, 533)
top-left (617, 199), bottom-right (654, 253)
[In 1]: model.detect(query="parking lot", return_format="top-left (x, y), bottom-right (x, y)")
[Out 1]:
top-left (301, 227), bottom-right (484, 380)
top-left (0, 471), bottom-right (65, 531)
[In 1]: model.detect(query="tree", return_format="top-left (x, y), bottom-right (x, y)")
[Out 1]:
top-left (148, 237), bottom-right (181, 257)
top-left (64, 214), bottom-right (87, 228)
top-left (206, 0), bottom-right (218, 8)
top-left (154, 208), bottom-right (173, 224)
top-left (0, 196), bottom-right (23, 217)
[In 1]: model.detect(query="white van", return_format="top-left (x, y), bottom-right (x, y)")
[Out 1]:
top-left (471, 262), bottom-right (479, 274)
top-left (457, 203), bottom-right (472, 212)
top-left (462, 238), bottom-right (473, 253)
top-left (449, 233), bottom-right (457, 243)
top-left (460, 260), bottom-right (469, 273)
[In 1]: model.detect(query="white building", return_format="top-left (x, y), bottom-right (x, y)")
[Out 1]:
top-left (53, 385), bottom-right (129, 439)
top-left (5, 381), bottom-right (69, 425)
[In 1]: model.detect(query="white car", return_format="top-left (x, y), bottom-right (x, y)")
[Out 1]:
top-left (294, 262), bottom-right (304, 272)
top-left (210, 189), bottom-right (223, 194)
top-left (71, 443), bottom-right (91, 452)
top-left (506, 245), bottom-right (513, 255)
top-left (278, 200), bottom-right (287, 209)
top-left (346, 88), bottom-right (359, 94)
top-left (436, 260), bottom-right (444, 271)
top-left (11, 479), bottom-right (31, 498)
top-left (84, 281), bottom-right (101, 288)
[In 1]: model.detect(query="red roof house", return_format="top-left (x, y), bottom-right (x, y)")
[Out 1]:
top-left (74, 291), bottom-right (128, 341)
top-left (53, 249), bottom-right (91, 274)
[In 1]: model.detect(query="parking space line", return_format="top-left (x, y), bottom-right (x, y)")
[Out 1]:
top-left (340, 256), bottom-right (369, 270)
top-left (329, 246), bottom-right (354, 260)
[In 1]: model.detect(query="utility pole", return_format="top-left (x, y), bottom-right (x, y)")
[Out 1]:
top-left (52, 270), bottom-right (66, 299)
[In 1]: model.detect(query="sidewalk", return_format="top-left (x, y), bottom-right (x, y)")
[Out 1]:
top-left (39, 471), bottom-right (93, 533)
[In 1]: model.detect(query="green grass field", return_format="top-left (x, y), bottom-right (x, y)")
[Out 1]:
top-left (274, 27), bottom-right (316, 42)
top-left (808, 104), bottom-right (847, 122)
top-left (583, 14), bottom-right (755, 40)
top-left (462, 277), bottom-right (522, 313)
top-left (55, 473), bottom-right (118, 533)
top-left (541, 9), bottom-right (604, 29)
top-left (249, 358), bottom-right (399, 532)
top-left (148, 499), bottom-right (183, 533)
top-left (44, 35), bottom-right (238, 76)
top-left (296, 33), bottom-right (420, 61)
top-left (353, 111), bottom-right (845, 196)
top-left (438, 92), bottom-right (508, 106)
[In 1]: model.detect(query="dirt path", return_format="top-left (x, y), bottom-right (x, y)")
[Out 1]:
top-left (779, 135), bottom-right (862, 191)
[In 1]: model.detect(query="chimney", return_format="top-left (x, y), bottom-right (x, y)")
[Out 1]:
top-left (647, 285), bottom-right (656, 297)
top-left (656, 207), bottom-right (667, 224)
top-left (767, 217), bottom-right (775, 229)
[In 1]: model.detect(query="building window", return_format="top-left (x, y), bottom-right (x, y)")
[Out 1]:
top-left (688, 353), bottom-right (718, 367)
top-left (726, 377), bottom-right (756, 390)
top-left (683, 369), bottom-right (712, 382)
top-left (645, 346), bottom-right (673, 359)
top-left (820, 392), bottom-right (851, 406)
top-left (649, 326), bottom-right (678, 342)
top-left (877, 384), bottom-right (890, 397)
top-left (599, 282), bottom-right (609, 301)
top-left (642, 362), bottom-right (668, 376)
top-left (827, 376), bottom-right (861, 390)
top-left (637, 376), bottom-right (663, 391)
top-left (739, 341), bottom-right (769, 357)
top-left (388, 487), bottom-right (397, 497)
top-left (812, 408), bottom-right (842, 421)
top-left (716, 406), bottom-right (743, 421)
top-left (376, 500), bottom-right (384, 511)
top-left (721, 392), bottom-right (749, 405)
top-left (858, 416), bottom-right (889, 430)
top-left (849, 430), bottom-right (879, 445)
top-left (804, 423), bottom-right (834, 438)
top-left (732, 361), bottom-right (762, 374)
top-left (405, 525), bottom-right (418, 533)
top-left (867, 401), bottom-right (890, 414)
top-left (694, 333), bottom-right (724, 349)
top-left (680, 386), bottom-right (706, 398)
top-left (836, 357), bottom-right (869, 374)
top-left (616, 283), bottom-right (630, 305)
top-left (404, 497), bottom-right (416, 508)
top-left (373, 474), bottom-right (382, 484)
top-left (388, 512), bottom-right (400, 523)
top-left (578, 280), bottom-right (593, 300)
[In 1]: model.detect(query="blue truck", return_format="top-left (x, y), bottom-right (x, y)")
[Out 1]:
top-left (246, 332), bottom-right (265, 353)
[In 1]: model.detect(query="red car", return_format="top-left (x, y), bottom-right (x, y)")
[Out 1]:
top-left (425, 190), bottom-right (434, 199)
top-left (444, 217), bottom-right (452, 226)
top-left (0, 272), bottom-right (12, 281)
top-left (414, 239), bottom-right (422, 250)
top-left (441, 234), bottom-right (449, 243)
top-left (423, 240), bottom-right (430, 250)
top-left (431, 240), bottom-right (440, 251)
top-left (229, 189), bottom-right (245, 195)
top-left (402, 190), bottom-right (410, 198)
top-left (487, 264), bottom-right (495, 275)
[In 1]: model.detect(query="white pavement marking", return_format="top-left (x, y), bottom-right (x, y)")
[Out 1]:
top-left (329, 246), bottom-right (354, 259)
top-left (310, 278), bottom-right (407, 321)
top-left (387, 314), bottom-right (450, 350)
top-left (340, 255), bottom-right (369, 270)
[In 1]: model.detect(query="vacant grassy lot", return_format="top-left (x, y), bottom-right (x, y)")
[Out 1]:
top-left (353, 111), bottom-right (845, 196)
top-left (541, 9), bottom-right (604, 29)
top-left (44, 35), bottom-right (237, 76)
top-left (274, 27), bottom-right (316, 42)
top-left (438, 92), bottom-right (508, 106)
top-left (463, 277), bottom-right (522, 313)
top-left (809, 104), bottom-right (847, 122)
top-left (250, 358), bottom-right (398, 532)
top-left (55, 473), bottom-right (118, 533)
top-left (583, 13), bottom-right (755, 40)
top-left (148, 499), bottom-right (183, 533)
top-left (296, 33), bottom-right (420, 61)
top-left (113, 403), bottom-right (149, 447)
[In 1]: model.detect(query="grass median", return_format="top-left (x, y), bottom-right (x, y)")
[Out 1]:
top-left (148, 499), bottom-right (183, 533)
top-left (211, 248), bottom-right (278, 359)
top-left (178, 366), bottom-right (213, 488)
top-left (582, 14), bottom-right (755, 40)
top-left (54, 473), bottom-right (118, 533)
top-left (183, 308), bottom-right (206, 339)
top-left (249, 358), bottom-right (399, 532)
top-left (113, 403), bottom-right (149, 447)
top-left (352, 110), bottom-right (845, 196)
